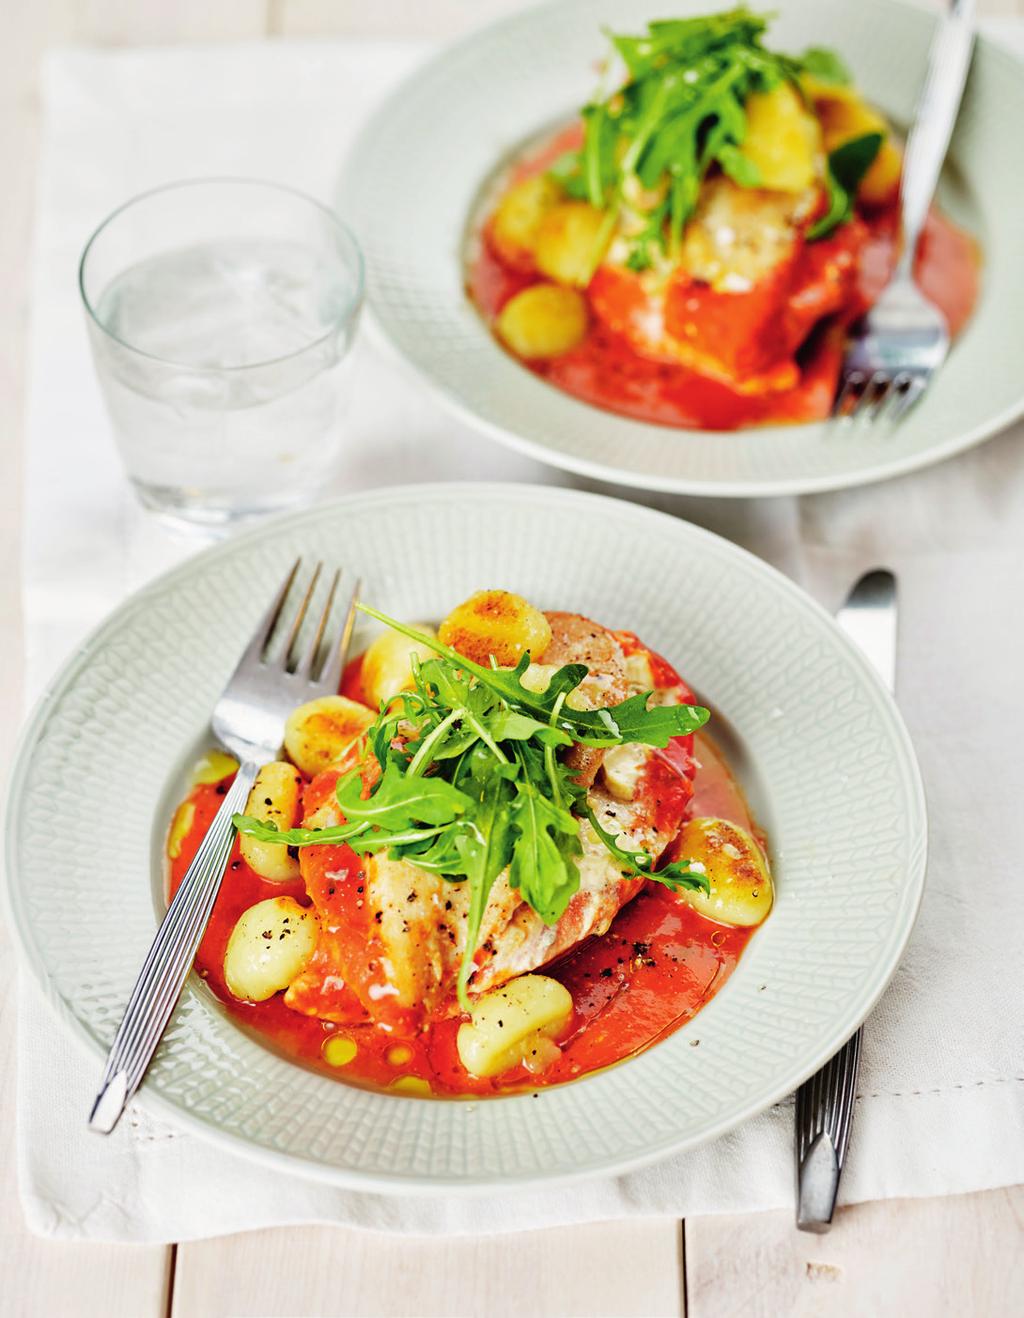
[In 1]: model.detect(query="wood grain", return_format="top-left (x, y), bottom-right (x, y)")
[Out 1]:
top-left (172, 1219), bottom-right (684, 1318)
top-left (686, 1187), bottom-right (1024, 1318)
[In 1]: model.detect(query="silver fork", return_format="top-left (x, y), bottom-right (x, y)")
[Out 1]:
top-left (834, 0), bottom-right (975, 424)
top-left (88, 559), bottom-right (359, 1134)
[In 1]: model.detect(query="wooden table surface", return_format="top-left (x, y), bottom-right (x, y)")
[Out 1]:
top-left (1, 2), bottom-right (1021, 1314)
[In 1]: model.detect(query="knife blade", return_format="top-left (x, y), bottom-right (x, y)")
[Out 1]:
top-left (795, 568), bottom-right (897, 1233)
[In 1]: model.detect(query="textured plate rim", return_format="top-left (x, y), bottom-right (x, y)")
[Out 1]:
top-left (3, 483), bottom-right (928, 1193)
top-left (341, 0), bottom-right (1024, 499)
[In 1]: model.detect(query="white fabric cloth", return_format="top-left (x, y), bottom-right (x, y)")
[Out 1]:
top-left (16, 31), bottom-right (1024, 1242)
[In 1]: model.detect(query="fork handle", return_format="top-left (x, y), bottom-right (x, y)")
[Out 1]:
top-left (897, 0), bottom-right (975, 276)
top-left (88, 760), bottom-right (259, 1134)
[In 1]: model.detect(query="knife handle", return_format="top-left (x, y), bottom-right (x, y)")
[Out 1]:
top-left (795, 1028), bottom-right (863, 1232)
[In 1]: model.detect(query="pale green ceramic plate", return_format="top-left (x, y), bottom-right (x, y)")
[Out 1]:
top-left (3, 486), bottom-right (927, 1190)
top-left (341, 0), bottom-right (1023, 497)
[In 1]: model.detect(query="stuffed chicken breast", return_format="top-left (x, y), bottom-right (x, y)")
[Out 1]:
top-left (170, 585), bottom-right (773, 1096)
top-left (287, 607), bottom-right (700, 1030)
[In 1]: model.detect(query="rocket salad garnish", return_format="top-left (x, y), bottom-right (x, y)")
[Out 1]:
top-left (234, 604), bottom-right (710, 1008)
top-left (550, 7), bottom-right (871, 266)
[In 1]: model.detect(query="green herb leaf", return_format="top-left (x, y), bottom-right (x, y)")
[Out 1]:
top-left (232, 814), bottom-right (362, 848)
top-left (798, 46), bottom-right (852, 86)
top-left (230, 815), bottom-right (447, 853)
top-left (356, 602), bottom-right (709, 748)
top-left (716, 142), bottom-right (762, 188)
top-left (582, 804), bottom-right (710, 896)
top-left (573, 8), bottom-right (849, 265)
top-left (486, 708), bottom-right (573, 747)
top-left (335, 761), bottom-right (471, 830)
top-left (234, 598), bottom-right (713, 1010)
top-left (508, 747), bottom-right (583, 925)
top-left (581, 102), bottom-right (618, 208)
top-left (454, 749), bottom-right (517, 1009)
top-left (807, 131), bottom-right (883, 240)
top-left (546, 151), bottom-right (591, 200)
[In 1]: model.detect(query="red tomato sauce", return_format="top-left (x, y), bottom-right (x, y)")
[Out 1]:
top-left (168, 647), bottom-right (762, 1097)
top-left (467, 124), bottom-right (980, 431)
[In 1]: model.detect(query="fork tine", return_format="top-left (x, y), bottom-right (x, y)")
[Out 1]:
top-left (296, 568), bottom-right (341, 682)
top-left (316, 576), bottom-right (361, 696)
top-left (233, 557), bottom-right (301, 672)
top-left (277, 561), bottom-right (322, 672)
top-left (833, 371), bottom-right (865, 420)
top-left (889, 376), bottom-right (927, 424)
top-left (873, 372), bottom-right (912, 427)
top-left (859, 373), bottom-right (896, 426)
top-left (846, 378), bottom-right (875, 424)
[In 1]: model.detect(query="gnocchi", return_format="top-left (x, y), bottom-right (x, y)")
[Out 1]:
top-left (283, 694), bottom-right (375, 778)
top-left (802, 75), bottom-right (900, 207)
top-left (534, 201), bottom-right (609, 287)
top-left (673, 817), bottom-right (773, 927)
top-left (457, 973), bottom-right (573, 1078)
top-left (439, 589), bottom-right (552, 667)
top-left (739, 83), bottom-right (821, 193)
top-left (190, 749), bottom-right (240, 786)
top-left (238, 760), bottom-right (304, 881)
top-left (361, 622), bottom-right (437, 708)
top-left (803, 75), bottom-right (888, 144)
top-left (490, 174), bottom-right (564, 270)
top-left (496, 283), bottom-right (588, 359)
top-left (166, 801), bottom-right (195, 860)
top-left (224, 896), bottom-right (319, 1002)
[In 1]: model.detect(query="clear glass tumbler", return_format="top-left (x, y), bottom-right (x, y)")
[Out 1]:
top-left (80, 179), bottom-right (364, 531)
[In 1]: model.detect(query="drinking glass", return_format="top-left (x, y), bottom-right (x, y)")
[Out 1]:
top-left (80, 179), bottom-right (364, 531)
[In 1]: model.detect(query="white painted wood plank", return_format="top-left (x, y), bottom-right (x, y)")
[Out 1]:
top-left (172, 1220), bottom-right (684, 1318)
top-left (686, 1187), bottom-right (1024, 1318)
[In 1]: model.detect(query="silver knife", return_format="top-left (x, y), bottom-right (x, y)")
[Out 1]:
top-left (795, 568), bottom-right (897, 1232)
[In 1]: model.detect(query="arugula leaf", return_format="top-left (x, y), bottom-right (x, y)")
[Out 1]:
top-left (581, 102), bottom-right (618, 208)
top-left (486, 708), bottom-right (572, 747)
top-left (454, 749), bottom-right (517, 1009)
top-left (558, 8), bottom-right (853, 264)
top-left (610, 10), bottom-right (769, 80)
top-left (716, 142), bottom-right (762, 188)
top-left (358, 601), bottom-right (709, 748)
top-left (231, 815), bottom-right (448, 852)
top-left (807, 132), bottom-right (883, 240)
top-left (234, 597), bottom-right (715, 1009)
top-left (559, 9), bottom-right (854, 267)
top-left (335, 761), bottom-right (471, 829)
top-left (625, 198), bottom-right (671, 271)
top-left (798, 46), bottom-right (852, 86)
top-left (509, 786), bottom-right (581, 924)
top-left (546, 151), bottom-right (591, 200)
top-left (582, 804), bottom-right (710, 896)
top-left (507, 738), bottom-right (583, 925)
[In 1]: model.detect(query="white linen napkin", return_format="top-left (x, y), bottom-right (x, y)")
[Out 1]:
top-left (15, 31), bottom-right (1024, 1242)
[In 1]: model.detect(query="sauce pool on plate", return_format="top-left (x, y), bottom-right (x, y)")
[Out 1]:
top-left (467, 123), bottom-right (980, 431)
top-left (168, 728), bottom-right (760, 1097)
